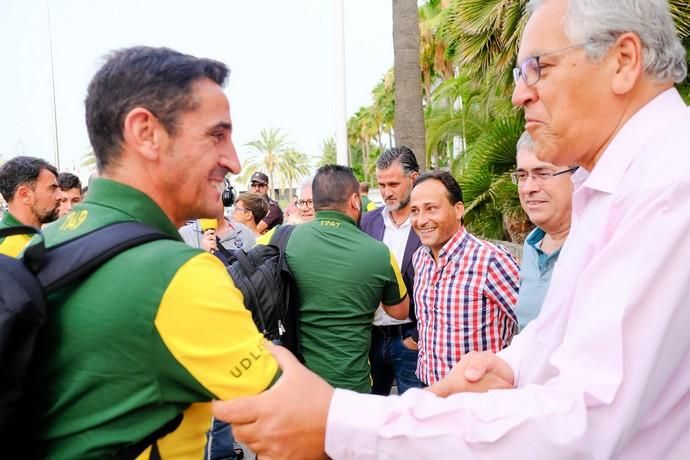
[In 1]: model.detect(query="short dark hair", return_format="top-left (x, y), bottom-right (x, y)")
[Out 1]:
top-left (57, 172), bottom-right (82, 191)
top-left (85, 46), bottom-right (229, 171)
top-left (313, 164), bottom-right (359, 211)
top-left (376, 146), bottom-right (420, 175)
top-left (413, 170), bottom-right (463, 205)
top-left (236, 192), bottom-right (269, 225)
top-left (0, 156), bottom-right (58, 202)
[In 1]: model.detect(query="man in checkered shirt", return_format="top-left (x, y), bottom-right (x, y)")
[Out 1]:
top-left (409, 170), bottom-right (520, 385)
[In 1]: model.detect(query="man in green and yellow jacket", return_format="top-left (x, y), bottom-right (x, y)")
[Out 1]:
top-left (27, 46), bottom-right (279, 459)
top-left (0, 156), bottom-right (60, 257)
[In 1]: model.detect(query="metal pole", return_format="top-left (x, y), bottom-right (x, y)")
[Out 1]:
top-left (46, 0), bottom-right (61, 170)
top-left (333, 0), bottom-right (348, 166)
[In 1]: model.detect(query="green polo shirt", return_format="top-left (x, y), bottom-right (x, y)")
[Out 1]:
top-left (286, 210), bottom-right (407, 393)
top-left (0, 210), bottom-right (32, 257)
top-left (30, 178), bottom-right (278, 459)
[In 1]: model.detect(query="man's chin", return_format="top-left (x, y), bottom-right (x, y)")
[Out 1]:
top-left (41, 211), bottom-right (60, 224)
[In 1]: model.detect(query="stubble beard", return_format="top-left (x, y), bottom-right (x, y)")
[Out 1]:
top-left (37, 205), bottom-right (59, 224)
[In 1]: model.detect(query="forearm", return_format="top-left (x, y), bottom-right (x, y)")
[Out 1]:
top-left (326, 386), bottom-right (592, 459)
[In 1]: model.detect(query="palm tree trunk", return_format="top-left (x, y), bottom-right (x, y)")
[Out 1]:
top-left (392, 0), bottom-right (427, 170)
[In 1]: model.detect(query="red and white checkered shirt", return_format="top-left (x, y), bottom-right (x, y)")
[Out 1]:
top-left (413, 228), bottom-right (519, 385)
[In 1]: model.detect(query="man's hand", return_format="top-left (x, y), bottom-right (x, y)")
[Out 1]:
top-left (201, 230), bottom-right (218, 253)
top-left (402, 336), bottom-right (418, 351)
top-left (427, 351), bottom-right (514, 397)
top-left (212, 344), bottom-right (334, 460)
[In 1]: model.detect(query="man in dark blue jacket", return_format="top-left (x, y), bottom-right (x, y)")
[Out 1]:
top-left (360, 146), bottom-right (424, 394)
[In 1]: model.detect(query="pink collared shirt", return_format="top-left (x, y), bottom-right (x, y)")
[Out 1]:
top-left (325, 88), bottom-right (690, 459)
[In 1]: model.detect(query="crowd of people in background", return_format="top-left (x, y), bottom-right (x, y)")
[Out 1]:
top-left (1, 0), bottom-right (689, 458)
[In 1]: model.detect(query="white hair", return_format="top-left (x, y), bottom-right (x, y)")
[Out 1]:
top-left (516, 131), bottom-right (535, 155)
top-left (299, 176), bottom-right (313, 198)
top-left (527, 0), bottom-right (687, 83)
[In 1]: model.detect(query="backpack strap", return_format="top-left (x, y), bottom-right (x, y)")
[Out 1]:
top-left (268, 224), bottom-right (295, 254)
top-left (0, 225), bottom-right (41, 238)
top-left (113, 413), bottom-right (184, 460)
top-left (32, 221), bottom-right (172, 293)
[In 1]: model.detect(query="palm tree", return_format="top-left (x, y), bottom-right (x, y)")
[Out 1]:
top-left (372, 71), bottom-right (396, 148)
top-left (239, 128), bottom-right (310, 197)
top-left (451, 114), bottom-right (530, 242)
top-left (392, 0), bottom-right (427, 170)
top-left (318, 137), bottom-right (337, 167)
top-left (81, 148), bottom-right (97, 169)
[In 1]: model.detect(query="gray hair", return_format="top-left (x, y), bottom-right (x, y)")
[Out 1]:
top-left (527, 0), bottom-right (687, 83)
top-left (516, 131), bottom-right (535, 155)
top-left (299, 176), bottom-right (313, 198)
top-left (376, 146), bottom-right (420, 175)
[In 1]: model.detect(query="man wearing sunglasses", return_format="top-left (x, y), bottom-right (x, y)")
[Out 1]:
top-left (511, 131), bottom-right (575, 330)
top-left (249, 171), bottom-right (283, 233)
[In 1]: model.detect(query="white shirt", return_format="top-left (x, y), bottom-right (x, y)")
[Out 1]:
top-left (373, 207), bottom-right (413, 326)
top-left (326, 89), bottom-right (690, 459)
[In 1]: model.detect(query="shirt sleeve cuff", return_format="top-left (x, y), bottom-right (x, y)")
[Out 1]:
top-left (325, 389), bottom-right (391, 459)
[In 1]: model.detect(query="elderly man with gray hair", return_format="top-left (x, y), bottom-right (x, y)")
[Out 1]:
top-left (511, 131), bottom-right (576, 330)
top-left (212, 1), bottom-right (690, 458)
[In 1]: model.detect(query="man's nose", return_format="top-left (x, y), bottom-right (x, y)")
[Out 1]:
top-left (221, 138), bottom-right (241, 175)
top-left (511, 78), bottom-right (537, 108)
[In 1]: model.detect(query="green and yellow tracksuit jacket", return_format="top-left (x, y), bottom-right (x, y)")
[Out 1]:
top-left (29, 178), bottom-right (279, 459)
top-left (0, 210), bottom-right (32, 257)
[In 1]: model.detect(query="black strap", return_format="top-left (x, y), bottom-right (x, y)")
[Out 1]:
top-left (114, 413), bottom-right (184, 460)
top-left (214, 238), bottom-right (235, 263)
top-left (268, 224), bottom-right (295, 254)
top-left (0, 225), bottom-right (44, 271)
top-left (34, 221), bottom-right (172, 293)
top-left (0, 224), bottom-right (41, 238)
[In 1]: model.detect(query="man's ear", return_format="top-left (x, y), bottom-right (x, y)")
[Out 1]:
top-left (610, 32), bottom-right (643, 95)
top-left (16, 184), bottom-right (33, 205)
top-left (351, 193), bottom-right (361, 211)
top-left (122, 107), bottom-right (167, 161)
top-left (454, 201), bottom-right (465, 222)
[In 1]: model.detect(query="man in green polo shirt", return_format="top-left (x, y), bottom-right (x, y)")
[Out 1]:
top-left (285, 164), bottom-right (409, 393)
top-left (25, 46), bottom-right (279, 459)
top-left (0, 156), bottom-right (60, 257)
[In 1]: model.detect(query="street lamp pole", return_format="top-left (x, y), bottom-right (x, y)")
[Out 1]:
top-left (46, 0), bottom-right (61, 170)
top-left (333, 0), bottom-right (349, 166)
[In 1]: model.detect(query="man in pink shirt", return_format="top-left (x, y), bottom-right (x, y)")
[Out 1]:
top-left (212, 1), bottom-right (690, 458)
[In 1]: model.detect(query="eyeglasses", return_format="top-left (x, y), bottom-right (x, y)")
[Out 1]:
top-left (513, 43), bottom-right (588, 87)
top-left (510, 166), bottom-right (578, 186)
top-left (233, 206), bottom-right (250, 213)
top-left (297, 199), bottom-right (313, 208)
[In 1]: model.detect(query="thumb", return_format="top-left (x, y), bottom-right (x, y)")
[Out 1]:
top-left (268, 343), bottom-right (301, 375)
top-left (212, 394), bottom-right (262, 424)
top-left (464, 353), bottom-right (493, 382)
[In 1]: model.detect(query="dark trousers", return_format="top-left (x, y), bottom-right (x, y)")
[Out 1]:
top-left (369, 323), bottom-right (424, 395)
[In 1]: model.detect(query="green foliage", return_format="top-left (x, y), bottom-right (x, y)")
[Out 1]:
top-left (317, 137), bottom-right (337, 167)
top-left (452, 114), bottom-right (529, 241)
top-left (348, 0), bottom-right (690, 240)
top-left (239, 128), bottom-right (310, 193)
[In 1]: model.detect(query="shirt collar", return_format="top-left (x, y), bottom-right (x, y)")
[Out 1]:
top-left (85, 178), bottom-right (182, 240)
top-left (422, 226), bottom-right (468, 265)
top-left (584, 88), bottom-right (688, 195)
top-left (381, 207), bottom-right (411, 229)
top-left (0, 210), bottom-right (23, 227)
top-left (525, 227), bottom-right (546, 249)
top-left (315, 210), bottom-right (356, 226)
